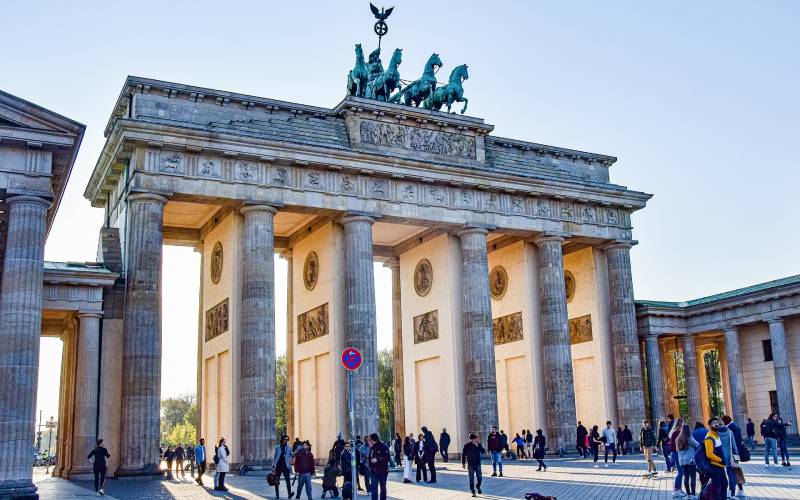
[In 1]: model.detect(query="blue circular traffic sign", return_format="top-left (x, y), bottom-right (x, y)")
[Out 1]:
top-left (341, 347), bottom-right (363, 371)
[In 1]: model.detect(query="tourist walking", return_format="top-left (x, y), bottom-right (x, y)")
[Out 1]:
top-left (368, 433), bottom-right (390, 500)
top-left (393, 432), bottom-right (403, 466)
top-left (702, 417), bottom-right (728, 500)
top-left (272, 435), bottom-right (294, 498)
top-left (622, 425), bottom-right (633, 455)
top-left (439, 428), bottom-right (451, 462)
top-left (513, 433), bottom-right (526, 460)
top-left (359, 436), bottom-right (373, 490)
top-left (668, 417), bottom-right (684, 495)
top-left (719, 416), bottom-right (744, 500)
top-left (487, 426), bottom-right (504, 477)
top-left (746, 418), bottom-right (756, 451)
top-left (421, 426), bottom-right (438, 483)
top-left (164, 446), bottom-right (175, 480)
top-left (462, 433), bottom-right (485, 497)
top-left (194, 438), bottom-right (206, 486)
top-left (533, 429), bottom-right (547, 471)
top-left (590, 425), bottom-right (601, 467)
top-left (763, 413), bottom-right (779, 466)
top-left (214, 438), bottom-right (230, 492)
top-left (777, 416), bottom-right (792, 466)
top-left (402, 434), bottom-right (414, 483)
top-left (294, 441), bottom-right (315, 500)
top-left (500, 430), bottom-right (509, 455)
top-left (602, 421), bottom-right (617, 466)
top-left (413, 433), bottom-right (427, 483)
top-left (525, 429), bottom-right (534, 460)
top-left (640, 420), bottom-right (657, 477)
top-left (576, 422), bottom-right (588, 458)
top-left (174, 443), bottom-right (185, 479)
top-left (87, 439), bottom-right (110, 496)
top-left (675, 424), bottom-right (699, 498)
top-left (186, 443), bottom-right (196, 477)
top-left (658, 419), bottom-right (675, 472)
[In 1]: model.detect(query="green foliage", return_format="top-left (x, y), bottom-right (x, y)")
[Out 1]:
top-left (703, 350), bottom-right (725, 417)
top-left (377, 349), bottom-right (394, 441)
top-left (275, 354), bottom-right (287, 439)
top-left (166, 421), bottom-right (196, 445)
top-left (673, 351), bottom-right (689, 419)
top-left (160, 394), bottom-right (197, 445)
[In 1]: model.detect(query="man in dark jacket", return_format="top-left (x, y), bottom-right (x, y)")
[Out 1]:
top-left (576, 422), bottom-right (588, 458)
top-left (622, 425), bottom-right (633, 455)
top-left (294, 442), bottom-right (316, 500)
top-left (340, 441), bottom-right (361, 492)
top-left (462, 433), bottom-right (486, 497)
top-left (487, 426), bottom-right (503, 477)
top-left (746, 418), bottom-right (756, 450)
top-left (764, 413), bottom-right (780, 466)
top-left (87, 439), bottom-right (111, 495)
top-left (439, 428), bottom-right (451, 462)
top-left (174, 443), bottom-right (185, 479)
top-left (421, 427), bottom-right (438, 483)
top-left (368, 433), bottom-right (390, 500)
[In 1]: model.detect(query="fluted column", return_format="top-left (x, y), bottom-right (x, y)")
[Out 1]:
top-left (0, 195), bottom-right (50, 499)
top-left (69, 312), bottom-right (103, 476)
top-left (239, 205), bottom-right (278, 464)
top-left (604, 242), bottom-right (646, 435)
top-left (768, 318), bottom-right (798, 435)
top-left (386, 258), bottom-right (406, 437)
top-left (457, 227), bottom-right (498, 443)
top-left (341, 214), bottom-right (379, 437)
top-left (283, 250), bottom-right (295, 440)
top-left (682, 334), bottom-right (703, 425)
top-left (723, 327), bottom-right (748, 427)
top-left (118, 192), bottom-right (167, 476)
top-left (533, 234), bottom-right (576, 453)
top-left (645, 334), bottom-right (664, 425)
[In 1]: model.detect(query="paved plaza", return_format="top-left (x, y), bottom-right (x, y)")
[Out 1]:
top-left (35, 452), bottom-right (799, 499)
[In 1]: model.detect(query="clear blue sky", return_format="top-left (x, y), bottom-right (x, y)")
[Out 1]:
top-left (3, 1), bottom-right (797, 419)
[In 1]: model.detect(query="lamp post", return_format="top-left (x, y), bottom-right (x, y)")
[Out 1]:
top-left (45, 416), bottom-right (56, 474)
top-left (36, 410), bottom-right (43, 454)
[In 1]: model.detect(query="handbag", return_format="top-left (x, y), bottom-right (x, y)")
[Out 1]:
top-left (735, 467), bottom-right (746, 485)
top-left (266, 472), bottom-right (278, 486)
top-left (739, 446), bottom-right (750, 462)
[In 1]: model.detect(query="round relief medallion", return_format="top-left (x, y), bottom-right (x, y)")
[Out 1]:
top-left (489, 265), bottom-right (508, 300)
top-left (413, 259), bottom-right (433, 297)
top-left (565, 270), bottom-right (576, 303)
top-left (210, 242), bottom-right (223, 285)
top-left (303, 252), bottom-right (319, 291)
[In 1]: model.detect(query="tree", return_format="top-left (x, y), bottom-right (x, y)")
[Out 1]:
top-left (161, 394), bottom-right (197, 445)
top-left (704, 350), bottom-right (725, 417)
top-left (377, 349), bottom-right (394, 441)
top-left (275, 354), bottom-right (287, 439)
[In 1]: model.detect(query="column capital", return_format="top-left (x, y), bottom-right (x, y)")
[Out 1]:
top-left (602, 239), bottom-right (638, 251)
top-left (5, 194), bottom-right (52, 209)
top-left (77, 311), bottom-right (103, 319)
top-left (531, 231), bottom-right (569, 246)
top-left (383, 257), bottom-right (400, 270)
top-left (766, 317), bottom-right (785, 326)
top-left (127, 191), bottom-right (168, 205)
top-left (340, 214), bottom-right (378, 226)
top-left (455, 225), bottom-right (492, 238)
top-left (240, 204), bottom-right (278, 215)
top-left (723, 325), bottom-right (738, 334)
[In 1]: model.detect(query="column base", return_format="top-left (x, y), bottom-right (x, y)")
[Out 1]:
top-left (115, 465), bottom-right (162, 480)
top-left (0, 481), bottom-right (37, 500)
top-left (64, 466), bottom-right (94, 482)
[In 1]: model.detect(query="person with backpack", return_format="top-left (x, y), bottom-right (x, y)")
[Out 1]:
top-left (487, 426), bottom-right (503, 477)
top-left (214, 438), bottom-right (230, 492)
top-left (675, 424), bottom-right (699, 497)
top-left (462, 432), bottom-right (486, 497)
top-left (639, 419), bottom-right (657, 476)
top-left (700, 417), bottom-right (727, 500)
top-left (87, 438), bottom-right (110, 496)
top-left (272, 435), bottom-right (294, 498)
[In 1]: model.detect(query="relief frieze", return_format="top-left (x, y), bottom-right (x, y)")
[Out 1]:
top-left (569, 314), bottom-right (593, 345)
top-left (205, 298), bottom-right (229, 342)
top-left (298, 303), bottom-right (329, 344)
top-left (359, 119), bottom-right (477, 160)
top-left (413, 310), bottom-right (439, 344)
top-left (493, 312), bottom-right (523, 345)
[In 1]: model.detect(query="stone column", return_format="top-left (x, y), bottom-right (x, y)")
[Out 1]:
top-left (239, 205), bottom-right (278, 464)
top-left (341, 214), bottom-right (379, 437)
top-left (283, 250), bottom-right (295, 440)
top-left (682, 334), bottom-right (704, 425)
top-left (768, 318), bottom-right (798, 435)
top-left (458, 227), bottom-right (499, 443)
top-left (0, 195), bottom-right (50, 499)
top-left (69, 312), bottom-right (103, 477)
top-left (604, 241), bottom-right (646, 435)
top-left (645, 334), bottom-right (664, 425)
top-left (118, 192), bottom-right (166, 477)
top-left (386, 258), bottom-right (406, 437)
top-left (533, 234), bottom-right (576, 453)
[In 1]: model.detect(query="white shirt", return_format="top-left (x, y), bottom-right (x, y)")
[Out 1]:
top-left (602, 427), bottom-right (617, 445)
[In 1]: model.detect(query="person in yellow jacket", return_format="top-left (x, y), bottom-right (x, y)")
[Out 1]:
top-left (704, 418), bottom-right (728, 500)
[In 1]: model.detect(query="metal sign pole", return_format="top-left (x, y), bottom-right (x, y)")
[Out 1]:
top-left (348, 369), bottom-right (357, 499)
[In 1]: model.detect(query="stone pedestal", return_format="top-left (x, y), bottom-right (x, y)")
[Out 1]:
top-left (238, 205), bottom-right (278, 464)
top-left (386, 258), bottom-right (406, 438)
top-left (68, 312), bottom-right (103, 478)
top-left (457, 227), bottom-right (499, 443)
top-left (768, 318), bottom-right (798, 435)
top-left (118, 192), bottom-right (167, 477)
top-left (341, 215), bottom-right (379, 437)
top-left (645, 334), bottom-right (664, 424)
top-left (682, 334), bottom-right (703, 425)
top-left (723, 327), bottom-right (748, 428)
top-left (0, 195), bottom-right (51, 500)
top-left (533, 234), bottom-right (576, 453)
top-left (605, 242), bottom-right (646, 435)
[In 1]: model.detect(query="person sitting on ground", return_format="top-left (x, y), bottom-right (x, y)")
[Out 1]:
top-left (321, 459), bottom-right (340, 498)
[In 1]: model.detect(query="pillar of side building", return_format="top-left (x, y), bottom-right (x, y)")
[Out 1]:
top-left (645, 334), bottom-right (664, 424)
top-left (604, 241), bottom-right (646, 436)
top-left (534, 234), bottom-right (576, 452)
top-left (457, 227), bottom-right (499, 442)
top-left (238, 205), bottom-right (278, 464)
top-left (386, 257), bottom-right (406, 438)
top-left (682, 334), bottom-right (704, 425)
top-left (117, 192), bottom-right (167, 477)
top-left (283, 250), bottom-right (295, 440)
top-left (68, 312), bottom-right (103, 478)
top-left (768, 318), bottom-right (798, 436)
top-left (0, 195), bottom-right (51, 499)
top-left (341, 214), bottom-right (380, 437)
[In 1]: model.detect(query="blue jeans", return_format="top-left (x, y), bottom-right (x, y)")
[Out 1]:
top-left (672, 453), bottom-right (682, 490)
top-left (747, 435), bottom-right (755, 450)
top-left (764, 437), bottom-right (778, 464)
top-left (726, 466), bottom-right (740, 496)
top-left (604, 443), bottom-right (617, 463)
top-left (371, 471), bottom-right (388, 500)
top-left (296, 473), bottom-right (312, 500)
top-left (779, 439), bottom-right (790, 463)
top-left (468, 463), bottom-right (482, 492)
top-left (662, 444), bottom-right (674, 471)
top-left (491, 451), bottom-right (503, 474)
top-left (681, 464), bottom-right (696, 495)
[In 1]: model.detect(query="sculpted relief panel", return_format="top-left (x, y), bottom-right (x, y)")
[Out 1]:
top-left (493, 312), bottom-right (523, 345)
top-left (414, 259), bottom-right (433, 297)
top-left (359, 119), bottom-right (477, 160)
top-left (569, 314), bottom-right (593, 345)
top-left (413, 310), bottom-right (439, 344)
top-left (205, 298), bottom-right (229, 342)
top-left (298, 303), bottom-right (329, 344)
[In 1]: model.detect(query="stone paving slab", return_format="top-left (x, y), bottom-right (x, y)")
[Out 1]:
top-left (36, 452), bottom-right (799, 500)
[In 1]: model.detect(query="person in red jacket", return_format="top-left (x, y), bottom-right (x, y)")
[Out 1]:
top-left (294, 441), bottom-right (316, 500)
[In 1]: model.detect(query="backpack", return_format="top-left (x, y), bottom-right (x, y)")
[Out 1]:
top-left (694, 439), bottom-right (712, 476)
top-left (213, 446), bottom-right (220, 464)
